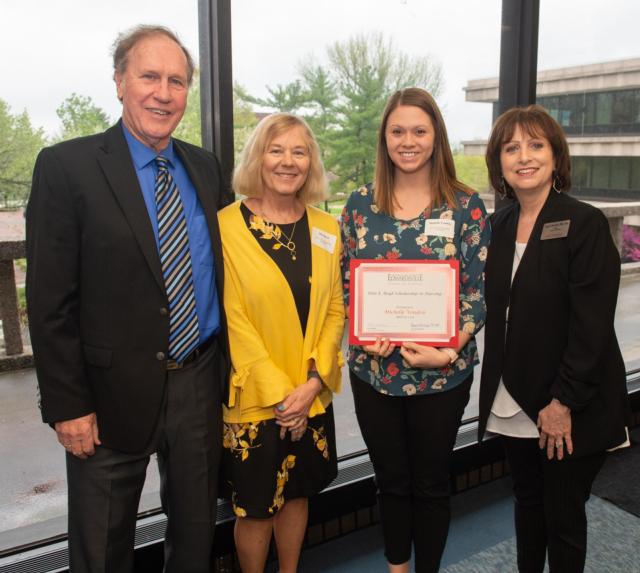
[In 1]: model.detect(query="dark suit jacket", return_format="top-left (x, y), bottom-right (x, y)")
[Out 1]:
top-left (26, 122), bottom-right (230, 453)
top-left (478, 190), bottom-right (630, 458)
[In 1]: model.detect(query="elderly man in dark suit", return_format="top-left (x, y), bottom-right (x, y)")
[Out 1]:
top-left (26, 25), bottom-right (228, 572)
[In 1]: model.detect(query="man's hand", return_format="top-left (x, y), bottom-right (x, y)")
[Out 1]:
top-left (55, 413), bottom-right (101, 459)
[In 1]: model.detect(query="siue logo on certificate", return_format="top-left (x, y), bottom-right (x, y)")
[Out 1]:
top-left (349, 259), bottom-right (459, 347)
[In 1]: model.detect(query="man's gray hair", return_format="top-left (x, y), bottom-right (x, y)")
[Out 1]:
top-left (112, 25), bottom-right (195, 85)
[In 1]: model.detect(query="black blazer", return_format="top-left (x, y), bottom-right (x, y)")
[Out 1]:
top-left (26, 122), bottom-right (230, 453)
top-left (478, 190), bottom-right (630, 458)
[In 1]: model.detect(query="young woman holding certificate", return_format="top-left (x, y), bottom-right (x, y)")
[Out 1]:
top-left (339, 88), bottom-right (490, 573)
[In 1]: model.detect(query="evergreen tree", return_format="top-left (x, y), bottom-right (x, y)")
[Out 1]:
top-left (0, 99), bottom-right (47, 207)
top-left (232, 85), bottom-right (259, 159)
top-left (173, 74), bottom-right (202, 146)
top-left (326, 33), bottom-right (443, 193)
top-left (56, 93), bottom-right (110, 141)
top-left (236, 32), bottom-right (444, 199)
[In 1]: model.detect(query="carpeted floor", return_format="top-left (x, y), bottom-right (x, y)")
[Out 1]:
top-left (442, 496), bottom-right (640, 572)
top-left (297, 475), bottom-right (640, 572)
top-left (592, 427), bottom-right (640, 517)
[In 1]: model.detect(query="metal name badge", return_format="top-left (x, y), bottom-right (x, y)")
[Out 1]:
top-left (540, 220), bottom-right (570, 240)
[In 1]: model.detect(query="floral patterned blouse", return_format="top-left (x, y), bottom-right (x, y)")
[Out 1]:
top-left (340, 184), bottom-right (490, 396)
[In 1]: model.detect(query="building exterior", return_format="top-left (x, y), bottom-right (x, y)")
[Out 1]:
top-left (463, 58), bottom-right (640, 201)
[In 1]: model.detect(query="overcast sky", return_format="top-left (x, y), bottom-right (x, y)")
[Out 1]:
top-left (2, 0), bottom-right (639, 145)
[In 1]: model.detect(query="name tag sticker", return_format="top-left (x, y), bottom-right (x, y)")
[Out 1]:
top-left (540, 220), bottom-right (571, 240)
top-left (424, 219), bottom-right (455, 239)
top-left (312, 227), bottom-right (337, 254)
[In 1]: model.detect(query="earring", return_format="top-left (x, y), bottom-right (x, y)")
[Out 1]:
top-left (552, 175), bottom-right (562, 194)
top-left (498, 175), bottom-right (507, 198)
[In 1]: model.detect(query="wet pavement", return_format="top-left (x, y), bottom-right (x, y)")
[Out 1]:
top-left (1, 274), bottom-right (638, 552)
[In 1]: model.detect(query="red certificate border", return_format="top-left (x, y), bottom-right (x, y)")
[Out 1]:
top-left (348, 259), bottom-right (459, 347)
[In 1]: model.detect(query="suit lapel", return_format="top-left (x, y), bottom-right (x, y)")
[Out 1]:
top-left (489, 203), bottom-right (518, 309)
top-left (510, 190), bottom-right (557, 291)
top-left (97, 124), bottom-right (165, 293)
top-left (174, 140), bottom-right (225, 293)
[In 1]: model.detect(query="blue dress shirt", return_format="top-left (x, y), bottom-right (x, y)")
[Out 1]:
top-left (122, 124), bottom-right (220, 344)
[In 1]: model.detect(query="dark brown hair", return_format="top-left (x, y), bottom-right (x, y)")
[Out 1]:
top-left (374, 87), bottom-right (474, 215)
top-left (485, 104), bottom-right (571, 198)
top-left (112, 25), bottom-right (195, 86)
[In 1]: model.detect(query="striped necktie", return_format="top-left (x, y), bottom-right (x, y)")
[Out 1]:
top-left (155, 156), bottom-right (200, 363)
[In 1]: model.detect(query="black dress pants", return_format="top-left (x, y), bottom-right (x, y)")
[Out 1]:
top-left (350, 371), bottom-right (472, 573)
top-left (502, 436), bottom-right (606, 573)
top-left (66, 343), bottom-right (222, 573)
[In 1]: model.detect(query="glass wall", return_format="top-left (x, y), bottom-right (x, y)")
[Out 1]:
top-left (0, 0), bottom-right (200, 552)
top-left (231, 0), bottom-right (502, 456)
top-left (572, 156), bottom-right (640, 200)
top-left (2, 0), bottom-right (638, 564)
top-left (538, 0), bottom-right (640, 373)
top-left (538, 90), bottom-right (640, 136)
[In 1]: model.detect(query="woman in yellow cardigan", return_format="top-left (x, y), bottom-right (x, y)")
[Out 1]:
top-left (218, 113), bottom-right (344, 573)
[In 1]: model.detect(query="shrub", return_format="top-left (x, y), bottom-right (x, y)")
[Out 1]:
top-left (622, 224), bottom-right (640, 263)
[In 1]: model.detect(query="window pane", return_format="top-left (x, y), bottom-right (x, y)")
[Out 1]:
top-left (632, 157), bottom-right (640, 190)
top-left (592, 157), bottom-right (611, 189)
top-left (1, 0), bottom-right (200, 551)
top-left (572, 156), bottom-right (591, 190)
top-left (539, 0), bottom-right (640, 373)
top-left (596, 92), bottom-right (614, 126)
top-left (231, 0), bottom-right (502, 451)
top-left (611, 157), bottom-right (631, 190)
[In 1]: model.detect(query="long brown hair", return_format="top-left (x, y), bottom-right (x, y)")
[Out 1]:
top-left (374, 88), bottom-right (474, 215)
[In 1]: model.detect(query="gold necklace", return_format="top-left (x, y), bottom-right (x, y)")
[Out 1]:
top-left (249, 214), bottom-right (298, 261)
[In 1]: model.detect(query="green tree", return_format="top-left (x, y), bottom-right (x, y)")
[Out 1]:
top-left (233, 85), bottom-right (259, 159)
top-left (56, 93), bottom-right (110, 141)
top-left (173, 73), bottom-right (202, 145)
top-left (326, 33), bottom-right (443, 193)
top-left (175, 77), bottom-right (260, 158)
top-left (235, 80), bottom-right (307, 114)
top-left (236, 32), bottom-right (444, 199)
top-left (298, 61), bottom-right (338, 159)
top-left (0, 99), bottom-right (47, 207)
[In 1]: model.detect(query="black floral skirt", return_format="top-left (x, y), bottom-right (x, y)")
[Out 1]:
top-left (222, 404), bottom-right (337, 519)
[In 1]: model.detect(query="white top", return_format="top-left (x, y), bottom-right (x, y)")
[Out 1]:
top-left (486, 242), bottom-right (539, 438)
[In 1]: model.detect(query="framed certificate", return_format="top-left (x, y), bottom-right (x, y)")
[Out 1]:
top-left (349, 259), bottom-right (459, 347)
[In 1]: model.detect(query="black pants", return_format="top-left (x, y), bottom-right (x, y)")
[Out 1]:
top-left (502, 436), bottom-right (606, 573)
top-left (350, 371), bottom-right (472, 573)
top-left (66, 343), bottom-right (222, 573)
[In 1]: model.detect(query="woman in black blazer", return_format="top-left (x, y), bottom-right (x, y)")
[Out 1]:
top-left (479, 105), bottom-right (630, 573)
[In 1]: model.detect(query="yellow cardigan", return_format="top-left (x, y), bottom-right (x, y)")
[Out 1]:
top-left (218, 201), bottom-right (345, 424)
